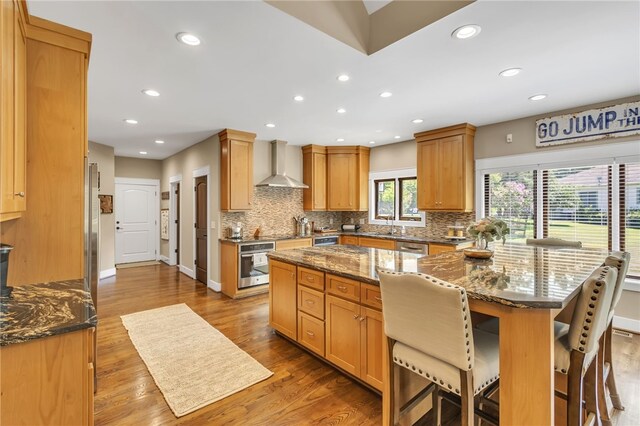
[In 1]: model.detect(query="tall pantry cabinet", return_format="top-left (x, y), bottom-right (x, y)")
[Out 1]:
top-left (0, 8), bottom-right (92, 286)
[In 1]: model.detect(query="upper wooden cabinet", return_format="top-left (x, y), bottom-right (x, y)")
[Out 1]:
top-left (302, 145), bottom-right (327, 211)
top-left (0, 0), bottom-right (27, 222)
top-left (415, 123), bottom-right (475, 212)
top-left (326, 146), bottom-right (369, 211)
top-left (219, 129), bottom-right (256, 211)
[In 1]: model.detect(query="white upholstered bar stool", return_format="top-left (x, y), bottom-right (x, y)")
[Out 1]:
top-left (552, 265), bottom-right (618, 425)
top-left (597, 252), bottom-right (630, 423)
top-left (526, 237), bottom-right (583, 248)
top-left (378, 270), bottom-right (500, 426)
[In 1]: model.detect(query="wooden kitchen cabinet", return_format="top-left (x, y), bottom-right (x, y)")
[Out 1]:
top-left (269, 259), bottom-right (297, 339)
top-left (0, 0), bottom-right (27, 222)
top-left (275, 238), bottom-right (312, 251)
top-left (361, 306), bottom-right (384, 389)
top-left (358, 236), bottom-right (395, 250)
top-left (428, 242), bottom-right (472, 255)
top-left (340, 235), bottom-right (359, 245)
top-left (415, 123), bottom-right (475, 212)
top-left (302, 145), bottom-right (327, 211)
top-left (325, 294), bottom-right (361, 376)
top-left (0, 328), bottom-right (95, 426)
top-left (219, 129), bottom-right (256, 211)
top-left (326, 146), bottom-right (369, 211)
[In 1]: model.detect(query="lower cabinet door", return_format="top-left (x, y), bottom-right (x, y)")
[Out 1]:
top-left (298, 311), bottom-right (325, 357)
top-left (269, 260), bottom-right (297, 339)
top-left (361, 307), bottom-right (384, 391)
top-left (325, 294), bottom-right (361, 376)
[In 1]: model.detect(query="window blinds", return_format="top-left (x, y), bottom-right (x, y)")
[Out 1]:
top-left (620, 162), bottom-right (640, 278)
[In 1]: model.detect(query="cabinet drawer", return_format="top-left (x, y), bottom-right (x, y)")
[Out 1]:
top-left (428, 243), bottom-right (456, 255)
top-left (276, 238), bottom-right (312, 251)
top-left (327, 274), bottom-right (360, 302)
top-left (298, 311), bottom-right (325, 357)
top-left (358, 237), bottom-right (395, 250)
top-left (298, 285), bottom-right (324, 320)
top-left (340, 235), bottom-right (359, 245)
top-left (298, 266), bottom-right (324, 291)
top-left (361, 283), bottom-right (383, 310)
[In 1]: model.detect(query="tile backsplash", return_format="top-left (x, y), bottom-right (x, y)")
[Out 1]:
top-left (221, 187), bottom-right (475, 239)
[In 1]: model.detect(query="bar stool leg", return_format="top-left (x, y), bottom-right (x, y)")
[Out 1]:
top-left (597, 335), bottom-right (612, 425)
top-left (432, 386), bottom-right (441, 426)
top-left (568, 351), bottom-right (585, 426)
top-left (605, 324), bottom-right (624, 410)
top-left (460, 370), bottom-right (474, 426)
top-left (585, 354), bottom-right (603, 426)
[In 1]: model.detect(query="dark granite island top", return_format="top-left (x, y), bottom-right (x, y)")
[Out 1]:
top-left (268, 243), bottom-right (613, 309)
top-left (1, 279), bottom-right (97, 346)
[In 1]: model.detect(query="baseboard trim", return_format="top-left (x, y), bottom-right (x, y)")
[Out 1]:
top-left (179, 265), bottom-right (195, 279)
top-left (99, 268), bottom-right (116, 280)
top-left (208, 279), bottom-right (221, 292)
top-left (160, 255), bottom-right (170, 264)
top-left (613, 315), bottom-right (640, 334)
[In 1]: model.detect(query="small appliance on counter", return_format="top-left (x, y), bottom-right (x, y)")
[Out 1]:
top-left (1, 243), bottom-right (14, 297)
top-left (227, 223), bottom-right (243, 239)
top-left (341, 224), bottom-right (361, 232)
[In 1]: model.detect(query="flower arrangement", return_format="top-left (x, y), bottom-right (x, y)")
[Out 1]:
top-left (467, 217), bottom-right (510, 249)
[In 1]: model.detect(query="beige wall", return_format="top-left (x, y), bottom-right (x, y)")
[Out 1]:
top-left (474, 95), bottom-right (640, 159)
top-left (88, 141), bottom-right (115, 276)
top-left (253, 140), bottom-right (303, 184)
top-left (370, 139), bottom-right (415, 172)
top-left (161, 134), bottom-right (220, 285)
top-left (115, 156), bottom-right (162, 179)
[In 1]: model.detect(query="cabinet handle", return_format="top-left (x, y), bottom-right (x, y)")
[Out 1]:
top-left (305, 299), bottom-right (315, 305)
top-left (290, 273), bottom-right (295, 279)
top-left (374, 296), bottom-right (382, 302)
top-left (307, 276), bottom-right (314, 281)
top-left (353, 314), bottom-right (360, 320)
top-left (359, 316), bottom-right (365, 322)
top-left (306, 330), bottom-right (315, 338)
top-left (15, 192), bottom-right (25, 197)
top-left (337, 285), bottom-right (348, 292)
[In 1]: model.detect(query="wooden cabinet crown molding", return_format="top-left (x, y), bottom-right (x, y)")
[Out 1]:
top-left (414, 122), bottom-right (476, 142)
top-left (326, 146), bottom-right (370, 155)
top-left (25, 15), bottom-right (92, 56)
top-left (301, 144), bottom-right (327, 155)
top-left (218, 128), bottom-right (257, 144)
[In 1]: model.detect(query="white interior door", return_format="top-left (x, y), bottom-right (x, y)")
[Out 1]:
top-left (115, 182), bottom-right (158, 264)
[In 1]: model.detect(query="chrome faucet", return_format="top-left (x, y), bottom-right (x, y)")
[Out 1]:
top-left (387, 217), bottom-right (396, 235)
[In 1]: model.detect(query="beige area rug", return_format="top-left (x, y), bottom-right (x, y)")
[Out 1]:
top-left (121, 303), bottom-right (273, 417)
top-left (116, 260), bottom-right (160, 269)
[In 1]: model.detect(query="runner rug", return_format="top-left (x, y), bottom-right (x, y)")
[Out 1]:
top-left (121, 303), bottom-right (273, 417)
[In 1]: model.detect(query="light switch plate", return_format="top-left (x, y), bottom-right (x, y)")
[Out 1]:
top-left (210, 221), bottom-right (216, 229)
top-left (359, 218), bottom-right (365, 225)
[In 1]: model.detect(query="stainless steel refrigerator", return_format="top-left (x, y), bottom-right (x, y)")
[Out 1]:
top-left (85, 161), bottom-right (99, 388)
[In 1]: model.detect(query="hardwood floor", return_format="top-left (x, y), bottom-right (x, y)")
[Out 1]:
top-left (95, 264), bottom-right (640, 425)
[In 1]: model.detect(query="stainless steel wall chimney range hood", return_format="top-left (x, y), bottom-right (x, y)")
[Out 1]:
top-left (255, 140), bottom-right (308, 188)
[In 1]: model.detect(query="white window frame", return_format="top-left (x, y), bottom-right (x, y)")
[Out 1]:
top-left (369, 168), bottom-right (425, 227)
top-left (475, 140), bottom-right (640, 292)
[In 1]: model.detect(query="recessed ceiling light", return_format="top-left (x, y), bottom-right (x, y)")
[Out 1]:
top-left (379, 91), bottom-right (392, 98)
top-left (142, 89), bottom-right (160, 97)
top-left (394, 135), bottom-right (401, 139)
top-left (139, 151), bottom-right (147, 155)
top-left (337, 74), bottom-right (350, 82)
top-left (155, 140), bottom-right (165, 144)
top-left (369, 141), bottom-right (376, 144)
top-left (336, 138), bottom-right (345, 142)
top-left (412, 119), bottom-right (423, 124)
top-left (293, 95), bottom-right (304, 102)
top-left (176, 32), bottom-right (201, 46)
top-left (499, 68), bottom-right (522, 77)
top-left (452, 24), bottom-right (481, 40)
top-left (265, 123), bottom-right (276, 128)
top-left (124, 119), bottom-right (138, 124)
top-left (529, 94), bottom-right (547, 101)
top-left (337, 108), bottom-right (346, 114)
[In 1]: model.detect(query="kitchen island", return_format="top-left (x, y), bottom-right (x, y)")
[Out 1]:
top-left (268, 243), bottom-right (613, 425)
top-left (1, 279), bottom-right (97, 425)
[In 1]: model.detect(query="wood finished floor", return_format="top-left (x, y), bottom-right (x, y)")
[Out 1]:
top-left (95, 264), bottom-right (640, 426)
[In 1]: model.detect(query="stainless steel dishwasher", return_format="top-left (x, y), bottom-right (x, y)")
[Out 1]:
top-left (395, 240), bottom-right (429, 255)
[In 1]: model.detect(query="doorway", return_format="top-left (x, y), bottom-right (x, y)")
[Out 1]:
top-left (114, 178), bottom-right (160, 265)
top-left (195, 175), bottom-right (207, 284)
top-left (169, 176), bottom-right (181, 266)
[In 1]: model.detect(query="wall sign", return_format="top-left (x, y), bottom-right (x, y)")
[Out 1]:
top-left (536, 101), bottom-right (640, 147)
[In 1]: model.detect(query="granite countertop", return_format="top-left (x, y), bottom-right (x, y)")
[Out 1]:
top-left (268, 243), bottom-right (613, 309)
top-left (220, 231), bottom-right (473, 246)
top-left (1, 279), bottom-right (97, 346)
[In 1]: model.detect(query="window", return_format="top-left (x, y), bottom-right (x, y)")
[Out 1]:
top-left (369, 169), bottom-right (425, 226)
top-left (543, 165), bottom-right (609, 249)
top-left (374, 179), bottom-right (395, 219)
top-left (477, 142), bottom-right (639, 282)
top-left (484, 171), bottom-right (535, 242)
top-left (621, 162), bottom-right (640, 278)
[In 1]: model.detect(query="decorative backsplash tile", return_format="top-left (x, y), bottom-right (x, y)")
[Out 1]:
top-left (221, 186), bottom-right (475, 239)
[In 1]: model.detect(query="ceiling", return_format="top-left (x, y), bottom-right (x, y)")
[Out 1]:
top-left (27, 1), bottom-right (640, 160)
